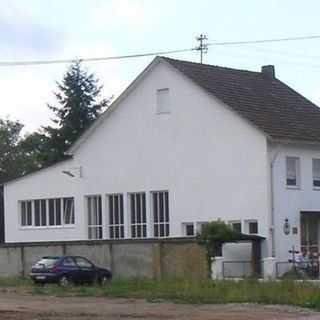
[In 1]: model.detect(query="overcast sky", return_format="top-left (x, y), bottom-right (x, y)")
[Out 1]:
top-left (1, 0), bottom-right (320, 134)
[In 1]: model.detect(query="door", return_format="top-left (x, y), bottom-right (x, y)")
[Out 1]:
top-left (61, 257), bottom-right (80, 282)
top-left (74, 257), bottom-right (96, 283)
top-left (301, 213), bottom-right (319, 255)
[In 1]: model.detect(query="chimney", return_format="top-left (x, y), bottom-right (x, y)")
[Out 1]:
top-left (261, 65), bottom-right (275, 79)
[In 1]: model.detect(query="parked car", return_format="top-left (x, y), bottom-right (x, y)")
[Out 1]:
top-left (30, 256), bottom-right (112, 286)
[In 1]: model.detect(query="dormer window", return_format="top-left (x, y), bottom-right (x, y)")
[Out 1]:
top-left (156, 88), bottom-right (170, 114)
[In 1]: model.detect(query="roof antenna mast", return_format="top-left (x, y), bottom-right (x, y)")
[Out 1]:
top-left (196, 34), bottom-right (208, 64)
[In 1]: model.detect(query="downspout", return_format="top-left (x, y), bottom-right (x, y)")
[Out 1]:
top-left (269, 144), bottom-right (281, 257)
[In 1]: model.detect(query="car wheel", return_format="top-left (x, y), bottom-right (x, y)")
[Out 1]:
top-left (100, 275), bottom-right (111, 286)
top-left (59, 275), bottom-right (70, 287)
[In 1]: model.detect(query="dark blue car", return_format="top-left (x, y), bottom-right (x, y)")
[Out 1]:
top-left (30, 256), bottom-right (112, 286)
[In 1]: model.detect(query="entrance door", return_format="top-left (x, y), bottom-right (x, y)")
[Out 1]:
top-left (301, 213), bottom-right (319, 255)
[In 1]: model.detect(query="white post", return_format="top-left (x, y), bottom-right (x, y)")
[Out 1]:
top-left (262, 257), bottom-right (277, 279)
top-left (211, 256), bottom-right (224, 280)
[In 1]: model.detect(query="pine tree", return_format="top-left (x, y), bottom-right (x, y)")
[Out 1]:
top-left (44, 62), bottom-right (109, 162)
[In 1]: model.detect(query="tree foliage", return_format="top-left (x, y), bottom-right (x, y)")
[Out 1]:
top-left (0, 62), bottom-right (109, 183)
top-left (43, 61), bottom-right (109, 163)
top-left (196, 220), bottom-right (240, 257)
top-left (0, 118), bottom-right (25, 183)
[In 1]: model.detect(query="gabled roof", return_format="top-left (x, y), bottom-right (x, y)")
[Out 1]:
top-left (163, 57), bottom-right (320, 143)
top-left (68, 56), bottom-right (320, 154)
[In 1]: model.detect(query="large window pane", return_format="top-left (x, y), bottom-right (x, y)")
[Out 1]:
top-left (152, 191), bottom-right (170, 238)
top-left (108, 194), bottom-right (125, 240)
top-left (129, 193), bottom-right (147, 239)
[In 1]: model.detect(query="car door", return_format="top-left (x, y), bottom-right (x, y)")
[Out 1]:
top-left (74, 257), bottom-right (96, 283)
top-left (61, 257), bottom-right (79, 282)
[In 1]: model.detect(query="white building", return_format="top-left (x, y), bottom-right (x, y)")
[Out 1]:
top-left (4, 57), bottom-right (320, 270)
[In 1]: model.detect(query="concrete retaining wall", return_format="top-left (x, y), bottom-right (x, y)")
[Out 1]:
top-left (0, 238), bottom-right (207, 279)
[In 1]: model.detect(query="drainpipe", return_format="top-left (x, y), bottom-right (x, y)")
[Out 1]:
top-left (270, 144), bottom-right (281, 257)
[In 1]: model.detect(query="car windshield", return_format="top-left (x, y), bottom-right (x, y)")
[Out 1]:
top-left (35, 257), bottom-right (59, 268)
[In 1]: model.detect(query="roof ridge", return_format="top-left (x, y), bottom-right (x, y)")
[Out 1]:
top-left (160, 56), bottom-right (263, 76)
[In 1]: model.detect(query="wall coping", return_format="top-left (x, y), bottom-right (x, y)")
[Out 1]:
top-left (0, 237), bottom-right (198, 248)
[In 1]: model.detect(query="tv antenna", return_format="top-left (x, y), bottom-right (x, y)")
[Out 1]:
top-left (196, 34), bottom-right (208, 64)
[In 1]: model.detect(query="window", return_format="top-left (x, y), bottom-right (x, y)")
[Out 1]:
top-left (48, 199), bottom-right (62, 226)
top-left (152, 191), bottom-right (169, 238)
top-left (248, 221), bottom-right (258, 234)
top-left (196, 222), bottom-right (209, 234)
top-left (19, 197), bottom-right (75, 228)
top-left (286, 157), bottom-right (300, 187)
top-left (156, 88), bottom-right (170, 114)
top-left (34, 199), bottom-right (46, 226)
top-left (313, 159), bottom-right (320, 187)
top-left (75, 257), bottom-right (94, 269)
top-left (21, 201), bottom-right (32, 226)
top-left (129, 192), bottom-right (147, 238)
top-left (62, 257), bottom-right (77, 267)
top-left (63, 198), bottom-right (75, 224)
top-left (183, 223), bottom-right (194, 236)
top-left (107, 194), bottom-right (124, 239)
top-left (230, 221), bottom-right (242, 233)
top-left (87, 195), bottom-right (103, 239)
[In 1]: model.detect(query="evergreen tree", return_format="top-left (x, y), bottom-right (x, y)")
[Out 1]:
top-left (0, 118), bottom-right (23, 183)
top-left (44, 61), bottom-right (109, 162)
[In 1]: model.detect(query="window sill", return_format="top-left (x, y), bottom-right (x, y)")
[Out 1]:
top-left (286, 185), bottom-right (300, 190)
top-left (313, 187), bottom-right (320, 191)
top-left (19, 225), bottom-right (76, 231)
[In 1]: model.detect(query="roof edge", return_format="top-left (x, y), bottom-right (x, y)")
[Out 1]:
top-left (66, 56), bottom-right (165, 155)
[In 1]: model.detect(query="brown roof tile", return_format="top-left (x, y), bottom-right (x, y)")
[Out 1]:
top-left (163, 57), bottom-right (320, 143)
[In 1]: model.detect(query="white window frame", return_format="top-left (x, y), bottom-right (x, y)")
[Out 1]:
top-left (19, 197), bottom-right (75, 229)
top-left (106, 193), bottom-right (125, 239)
top-left (63, 197), bottom-right (75, 225)
top-left (196, 221), bottom-right (209, 234)
top-left (286, 156), bottom-right (300, 188)
top-left (87, 195), bottom-right (103, 240)
top-left (128, 192), bottom-right (147, 239)
top-left (20, 200), bottom-right (33, 227)
top-left (245, 220), bottom-right (258, 235)
top-left (156, 88), bottom-right (170, 114)
top-left (151, 190), bottom-right (170, 238)
top-left (48, 198), bottom-right (62, 226)
top-left (229, 220), bottom-right (242, 233)
top-left (313, 159), bottom-right (320, 189)
top-left (182, 222), bottom-right (194, 237)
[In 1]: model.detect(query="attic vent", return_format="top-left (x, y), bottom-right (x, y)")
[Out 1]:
top-left (261, 65), bottom-right (275, 79)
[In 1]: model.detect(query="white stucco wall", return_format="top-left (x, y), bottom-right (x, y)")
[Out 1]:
top-left (271, 142), bottom-right (320, 261)
top-left (4, 60), bottom-right (270, 253)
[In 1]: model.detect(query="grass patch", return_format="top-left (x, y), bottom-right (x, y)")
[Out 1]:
top-left (30, 278), bottom-right (320, 310)
top-left (1, 277), bottom-right (320, 310)
top-left (0, 277), bottom-right (32, 287)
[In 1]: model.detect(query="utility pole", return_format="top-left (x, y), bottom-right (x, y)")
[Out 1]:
top-left (196, 34), bottom-right (208, 64)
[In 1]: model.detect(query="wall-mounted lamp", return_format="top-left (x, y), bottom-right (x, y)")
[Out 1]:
top-left (283, 218), bottom-right (290, 235)
top-left (62, 166), bottom-right (82, 178)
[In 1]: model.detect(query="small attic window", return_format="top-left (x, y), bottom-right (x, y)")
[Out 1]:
top-left (156, 88), bottom-right (170, 114)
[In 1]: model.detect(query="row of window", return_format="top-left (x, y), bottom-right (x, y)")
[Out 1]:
top-left (182, 220), bottom-right (259, 236)
top-left (20, 198), bottom-right (75, 227)
top-left (286, 157), bottom-right (320, 188)
top-left (87, 191), bottom-right (170, 240)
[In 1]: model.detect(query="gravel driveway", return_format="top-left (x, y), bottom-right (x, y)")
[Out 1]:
top-left (0, 288), bottom-right (318, 319)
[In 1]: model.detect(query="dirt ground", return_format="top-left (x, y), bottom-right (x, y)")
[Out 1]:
top-left (0, 288), bottom-right (319, 320)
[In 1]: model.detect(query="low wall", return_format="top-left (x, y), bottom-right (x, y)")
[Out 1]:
top-left (0, 238), bottom-right (208, 280)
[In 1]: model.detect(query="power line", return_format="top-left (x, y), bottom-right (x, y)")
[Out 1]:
top-left (0, 34), bottom-right (320, 67)
top-left (0, 47), bottom-right (195, 67)
top-left (208, 35), bottom-right (320, 46)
